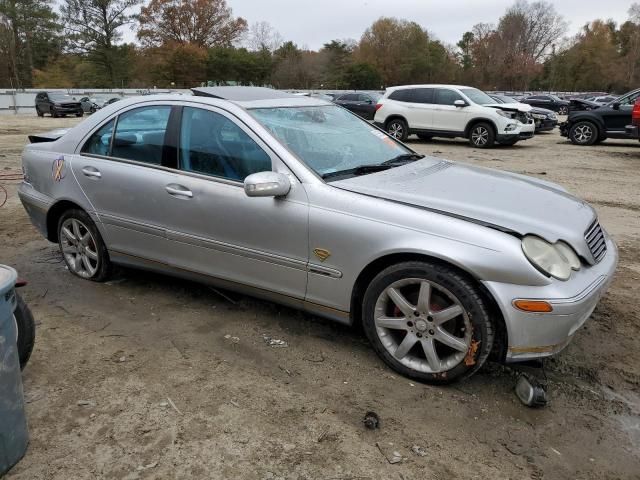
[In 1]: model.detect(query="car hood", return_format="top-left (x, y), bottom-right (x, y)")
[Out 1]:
top-left (485, 102), bottom-right (532, 113)
top-left (334, 158), bottom-right (596, 260)
top-left (529, 106), bottom-right (555, 116)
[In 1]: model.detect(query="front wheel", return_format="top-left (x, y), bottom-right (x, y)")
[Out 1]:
top-left (58, 209), bottom-right (112, 281)
top-left (468, 123), bottom-right (495, 148)
top-left (362, 262), bottom-right (494, 384)
top-left (386, 118), bottom-right (409, 142)
top-left (35, 106), bottom-right (44, 117)
top-left (14, 293), bottom-right (35, 370)
top-left (558, 106), bottom-right (569, 115)
top-left (569, 121), bottom-right (598, 146)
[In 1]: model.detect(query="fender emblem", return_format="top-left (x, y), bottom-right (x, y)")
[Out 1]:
top-left (313, 248), bottom-right (331, 262)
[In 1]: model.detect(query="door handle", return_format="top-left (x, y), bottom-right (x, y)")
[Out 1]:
top-left (166, 184), bottom-right (193, 198)
top-left (82, 167), bottom-right (101, 178)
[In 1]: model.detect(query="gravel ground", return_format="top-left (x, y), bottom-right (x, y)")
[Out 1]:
top-left (1, 115), bottom-right (639, 480)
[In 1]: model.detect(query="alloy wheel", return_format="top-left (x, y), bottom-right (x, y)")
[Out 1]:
top-left (388, 122), bottom-right (404, 139)
top-left (574, 124), bottom-right (593, 143)
top-left (559, 106), bottom-right (568, 115)
top-left (471, 126), bottom-right (489, 146)
top-left (373, 278), bottom-right (471, 373)
top-left (60, 218), bottom-right (99, 278)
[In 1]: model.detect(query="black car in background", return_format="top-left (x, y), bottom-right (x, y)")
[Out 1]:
top-left (35, 92), bottom-right (83, 118)
top-left (489, 94), bottom-right (558, 132)
top-left (333, 91), bottom-right (382, 120)
top-left (560, 88), bottom-right (640, 145)
top-left (520, 94), bottom-right (570, 115)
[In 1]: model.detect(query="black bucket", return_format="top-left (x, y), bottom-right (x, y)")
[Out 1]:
top-left (0, 265), bottom-right (29, 475)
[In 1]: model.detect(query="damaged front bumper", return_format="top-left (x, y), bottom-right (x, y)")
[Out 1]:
top-left (482, 236), bottom-right (618, 362)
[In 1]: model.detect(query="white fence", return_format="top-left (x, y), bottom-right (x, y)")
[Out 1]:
top-left (0, 89), bottom-right (189, 115)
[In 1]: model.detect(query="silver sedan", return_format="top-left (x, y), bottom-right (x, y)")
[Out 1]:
top-left (18, 87), bottom-right (618, 383)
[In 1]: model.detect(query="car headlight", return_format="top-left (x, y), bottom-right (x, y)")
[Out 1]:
top-left (521, 236), bottom-right (581, 281)
top-left (531, 113), bottom-right (546, 120)
top-left (496, 109), bottom-right (515, 119)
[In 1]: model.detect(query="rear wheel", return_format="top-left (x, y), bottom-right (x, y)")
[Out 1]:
top-left (386, 118), bottom-right (409, 142)
top-left (58, 209), bottom-right (112, 282)
top-left (362, 261), bottom-right (494, 384)
top-left (468, 122), bottom-right (495, 148)
top-left (569, 121), bottom-right (598, 146)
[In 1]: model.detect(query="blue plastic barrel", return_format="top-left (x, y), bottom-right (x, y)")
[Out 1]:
top-left (0, 265), bottom-right (29, 475)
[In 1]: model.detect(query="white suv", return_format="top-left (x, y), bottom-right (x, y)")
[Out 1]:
top-left (374, 85), bottom-right (536, 148)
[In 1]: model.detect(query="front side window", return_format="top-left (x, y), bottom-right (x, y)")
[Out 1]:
top-left (619, 91), bottom-right (640, 106)
top-left (81, 119), bottom-right (115, 157)
top-left (179, 107), bottom-right (271, 182)
top-left (250, 105), bottom-right (411, 179)
top-left (111, 106), bottom-right (171, 165)
top-left (435, 89), bottom-right (464, 106)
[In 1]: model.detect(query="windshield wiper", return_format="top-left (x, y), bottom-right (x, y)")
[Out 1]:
top-left (322, 164), bottom-right (392, 180)
top-left (381, 153), bottom-right (425, 165)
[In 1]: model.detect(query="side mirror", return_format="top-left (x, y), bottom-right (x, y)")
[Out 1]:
top-left (244, 171), bottom-right (291, 198)
top-left (612, 102), bottom-right (620, 110)
top-left (454, 99), bottom-right (467, 108)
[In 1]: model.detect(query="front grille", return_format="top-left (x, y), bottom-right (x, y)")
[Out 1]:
top-left (585, 219), bottom-right (607, 263)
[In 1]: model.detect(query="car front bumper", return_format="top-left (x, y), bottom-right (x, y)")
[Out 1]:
top-left (483, 236), bottom-right (618, 362)
top-left (534, 119), bottom-right (558, 131)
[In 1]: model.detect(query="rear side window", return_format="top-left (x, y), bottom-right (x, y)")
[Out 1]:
top-left (179, 107), bottom-right (271, 182)
top-left (110, 106), bottom-right (171, 165)
top-left (339, 94), bottom-right (358, 101)
top-left (434, 89), bottom-right (463, 105)
top-left (389, 89), bottom-right (411, 102)
top-left (81, 119), bottom-right (115, 157)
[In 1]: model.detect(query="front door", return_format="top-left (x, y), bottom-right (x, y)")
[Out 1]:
top-left (432, 88), bottom-right (470, 132)
top-left (162, 105), bottom-right (310, 300)
top-left (600, 90), bottom-right (639, 132)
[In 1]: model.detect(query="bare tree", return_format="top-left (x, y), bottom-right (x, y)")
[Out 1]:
top-left (138, 0), bottom-right (247, 48)
top-left (246, 21), bottom-right (283, 52)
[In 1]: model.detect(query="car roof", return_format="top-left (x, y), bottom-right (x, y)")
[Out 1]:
top-left (386, 84), bottom-right (474, 91)
top-left (191, 86), bottom-right (330, 108)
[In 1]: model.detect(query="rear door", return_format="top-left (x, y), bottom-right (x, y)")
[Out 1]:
top-left (336, 94), bottom-right (360, 115)
top-left (395, 88), bottom-right (434, 130)
top-left (71, 103), bottom-right (180, 263)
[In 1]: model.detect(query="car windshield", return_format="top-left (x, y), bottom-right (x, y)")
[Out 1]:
top-left (49, 93), bottom-right (73, 101)
top-left (498, 95), bottom-right (518, 103)
top-left (460, 88), bottom-right (496, 105)
top-left (549, 95), bottom-right (563, 102)
top-left (250, 105), bottom-right (412, 179)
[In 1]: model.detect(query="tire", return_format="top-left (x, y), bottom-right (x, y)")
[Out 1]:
top-left (569, 121), bottom-right (598, 146)
top-left (58, 209), bottom-right (112, 282)
top-left (558, 106), bottom-right (569, 115)
top-left (468, 122), bottom-right (495, 148)
top-left (52, 109), bottom-right (59, 118)
top-left (362, 261), bottom-right (494, 384)
top-left (14, 293), bottom-right (35, 370)
top-left (417, 133), bottom-right (432, 141)
top-left (76, 112), bottom-right (83, 117)
top-left (36, 106), bottom-right (44, 117)
top-left (386, 118), bottom-right (409, 142)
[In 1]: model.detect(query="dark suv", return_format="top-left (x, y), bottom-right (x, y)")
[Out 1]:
top-left (520, 94), bottom-right (570, 115)
top-left (560, 88), bottom-right (640, 145)
top-left (625, 98), bottom-right (640, 141)
top-left (334, 92), bottom-right (382, 120)
top-left (35, 92), bottom-right (83, 118)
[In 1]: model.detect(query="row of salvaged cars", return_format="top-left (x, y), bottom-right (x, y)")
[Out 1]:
top-left (300, 85), bottom-right (640, 148)
top-left (34, 92), bottom-right (122, 117)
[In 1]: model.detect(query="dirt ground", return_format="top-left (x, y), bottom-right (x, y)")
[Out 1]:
top-left (1, 114), bottom-right (639, 480)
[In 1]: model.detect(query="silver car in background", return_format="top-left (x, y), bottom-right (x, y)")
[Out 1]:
top-left (18, 87), bottom-right (618, 384)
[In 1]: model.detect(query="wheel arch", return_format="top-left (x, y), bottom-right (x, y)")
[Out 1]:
top-left (383, 114), bottom-right (409, 129)
top-left (46, 199), bottom-right (86, 242)
top-left (568, 115), bottom-right (604, 134)
top-left (349, 252), bottom-right (508, 361)
top-left (464, 118), bottom-right (498, 138)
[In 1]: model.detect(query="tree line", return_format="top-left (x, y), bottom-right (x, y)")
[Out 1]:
top-left (1, 0), bottom-right (639, 93)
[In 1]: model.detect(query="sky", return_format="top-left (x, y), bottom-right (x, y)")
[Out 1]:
top-left (229, 0), bottom-right (634, 49)
top-left (118, 0), bottom-right (635, 49)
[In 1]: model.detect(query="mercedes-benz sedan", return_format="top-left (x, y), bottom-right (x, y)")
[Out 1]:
top-left (18, 87), bottom-right (618, 384)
